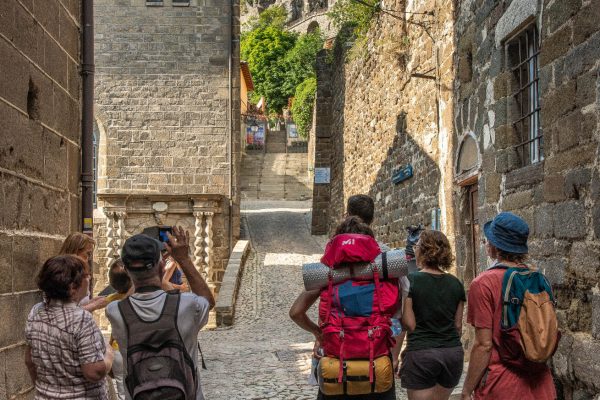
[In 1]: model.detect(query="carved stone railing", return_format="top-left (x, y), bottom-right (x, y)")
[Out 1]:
top-left (97, 194), bottom-right (222, 286)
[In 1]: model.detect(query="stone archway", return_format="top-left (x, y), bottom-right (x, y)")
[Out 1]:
top-left (307, 20), bottom-right (320, 33)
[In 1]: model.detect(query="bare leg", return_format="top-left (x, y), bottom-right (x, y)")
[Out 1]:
top-left (407, 385), bottom-right (454, 400)
top-left (407, 387), bottom-right (437, 400)
top-left (432, 384), bottom-right (454, 400)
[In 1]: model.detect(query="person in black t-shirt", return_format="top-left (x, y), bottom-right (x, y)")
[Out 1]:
top-left (400, 230), bottom-right (466, 400)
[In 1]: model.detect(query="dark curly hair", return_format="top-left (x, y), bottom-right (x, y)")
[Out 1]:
top-left (37, 255), bottom-right (86, 301)
top-left (416, 230), bottom-right (454, 270)
top-left (108, 258), bottom-right (131, 294)
top-left (334, 216), bottom-right (375, 238)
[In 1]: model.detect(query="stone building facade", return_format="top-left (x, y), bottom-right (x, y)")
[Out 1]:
top-left (311, 0), bottom-right (456, 246)
top-left (454, 0), bottom-right (600, 397)
top-left (93, 0), bottom-right (241, 304)
top-left (0, 1), bottom-right (83, 398)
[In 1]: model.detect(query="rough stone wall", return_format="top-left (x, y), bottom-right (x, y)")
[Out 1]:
top-left (315, 0), bottom-right (456, 247)
top-left (93, 0), bottom-right (241, 294)
top-left (454, 0), bottom-right (600, 397)
top-left (0, 1), bottom-right (82, 398)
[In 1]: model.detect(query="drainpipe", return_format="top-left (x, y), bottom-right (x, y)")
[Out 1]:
top-left (81, 0), bottom-right (95, 292)
top-left (228, 0), bottom-right (235, 254)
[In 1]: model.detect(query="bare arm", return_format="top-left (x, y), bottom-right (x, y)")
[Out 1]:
top-left (401, 297), bottom-right (416, 333)
top-left (289, 289), bottom-right (322, 340)
top-left (455, 301), bottom-right (464, 334)
top-left (167, 226), bottom-right (215, 309)
top-left (162, 260), bottom-right (176, 287)
top-left (81, 345), bottom-right (114, 383)
top-left (461, 327), bottom-right (493, 399)
top-left (24, 346), bottom-right (37, 383)
top-left (82, 296), bottom-right (108, 313)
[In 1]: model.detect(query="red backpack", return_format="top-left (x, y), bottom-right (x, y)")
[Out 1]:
top-left (318, 234), bottom-right (400, 384)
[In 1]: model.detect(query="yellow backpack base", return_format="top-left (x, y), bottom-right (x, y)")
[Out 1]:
top-left (318, 356), bottom-right (393, 396)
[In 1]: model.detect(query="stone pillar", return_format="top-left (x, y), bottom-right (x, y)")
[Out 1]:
top-left (105, 210), bottom-right (118, 261)
top-left (193, 211), bottom-right (205, 275)
top-left (203, 212), bottom-right (215, 290)
top-left (115, 211), bottom-right (127, 255)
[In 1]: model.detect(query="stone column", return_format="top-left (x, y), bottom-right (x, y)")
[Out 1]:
top-left (105, 210), bottom-right (118, 261)
top-left (203, 212), bottom-right (215, 290)
top-left (193, 211), bottom-right (205, 276)
top-left (115, 211), bottom-right (127, 257)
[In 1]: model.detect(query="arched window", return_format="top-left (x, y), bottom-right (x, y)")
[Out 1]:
top-left (455, 132), bottom-right (480, 186)
top-left (307, 21), bottom-right (320, 33)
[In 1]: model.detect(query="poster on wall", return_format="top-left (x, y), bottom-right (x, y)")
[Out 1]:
top-left (254, 125), bottom-right (265, 146)
top-left (287, 123), bottom-right (298, 138)
top-left (246, 126), bottom-right (255, 145)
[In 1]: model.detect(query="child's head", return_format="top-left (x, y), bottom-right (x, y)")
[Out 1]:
top-left (334, 215), bottom-right (375, 238)
top-left (108, 258), bottom-right (132, 294)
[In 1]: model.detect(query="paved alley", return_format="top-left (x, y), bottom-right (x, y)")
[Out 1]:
top-left (200, 200), bottom-right (326, 399)
top-left (199, 200), bottom-right (431, 400)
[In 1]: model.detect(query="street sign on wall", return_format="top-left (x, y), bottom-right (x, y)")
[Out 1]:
top-left (314, 167), bottom-right (330, 184)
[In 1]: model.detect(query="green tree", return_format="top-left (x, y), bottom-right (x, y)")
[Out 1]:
top-left (281, 29), bottom-right (324, 98)
top-left (291, 77), bottom-right (317, 139)
top-left (241, 23), bottom-right (297, 113)
top-left (244, 4), bottom-right (287, 31)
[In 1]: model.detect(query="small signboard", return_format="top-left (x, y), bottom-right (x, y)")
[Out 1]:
top-left (392, 164), bottom-right (413, 185)
top-left (314, 167), bottom-right (331, 184)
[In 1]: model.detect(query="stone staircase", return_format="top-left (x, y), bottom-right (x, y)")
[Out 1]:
top-left (241, 150), bottom-right (312, 201)
top-left (265, 129), bottom-right (287, 153)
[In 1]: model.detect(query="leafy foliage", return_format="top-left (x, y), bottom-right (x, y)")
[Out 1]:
top-left (281, 30), bottom-right (324, 100)
top-left (291, 77), bottom-right (317, 139)
top-left (241, 21), bottom-right (297, 112)
top-left (244, 5), bottom-right (287, 31)
top-left (328, 0), bottom-right (378, 38)
top-left (241, 5), bottom-right (324, 114)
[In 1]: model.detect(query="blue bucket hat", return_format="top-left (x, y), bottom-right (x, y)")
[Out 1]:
top-left (483, 212), bottom-right (529, 254)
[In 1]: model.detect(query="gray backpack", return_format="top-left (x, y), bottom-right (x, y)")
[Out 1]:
top-left (118, 292), bottom-right (197, 400)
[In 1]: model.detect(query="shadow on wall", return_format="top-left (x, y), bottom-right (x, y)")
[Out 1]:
top-left (366, 112), bottom-right (442, 248)
top-left (323, 50), bottom-right (442, 242)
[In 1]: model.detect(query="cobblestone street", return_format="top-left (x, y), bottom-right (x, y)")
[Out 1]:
top-left (199, 200), bottom-right (423, 399)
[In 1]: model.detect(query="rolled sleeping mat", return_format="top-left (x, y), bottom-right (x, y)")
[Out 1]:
top-left (302, 249), bottom-right (408, 291)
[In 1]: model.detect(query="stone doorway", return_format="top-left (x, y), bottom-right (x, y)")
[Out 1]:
top-left (464, 184), bottom-right (480, 286)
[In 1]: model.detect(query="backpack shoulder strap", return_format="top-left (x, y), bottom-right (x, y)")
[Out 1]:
top-left (117, 297), bottom-right (137, 341)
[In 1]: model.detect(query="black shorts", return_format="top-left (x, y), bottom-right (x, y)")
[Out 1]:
top-left (400, 346), bottom-right (464, 390)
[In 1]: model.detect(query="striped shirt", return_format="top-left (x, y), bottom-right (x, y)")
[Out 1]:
top-left (25, 300), bottom-right (108, 400)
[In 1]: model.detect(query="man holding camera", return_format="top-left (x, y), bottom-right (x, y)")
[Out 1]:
top-left (106, 226), bottom-right (215, 400)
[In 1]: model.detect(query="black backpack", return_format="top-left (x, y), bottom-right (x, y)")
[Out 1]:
top-left (118, 292), bottom-right (197, 400)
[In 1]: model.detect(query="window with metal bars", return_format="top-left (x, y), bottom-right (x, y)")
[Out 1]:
top-left (506, 25), bottom-right (543, 167)
top-left (172, 0), bottom-right (190, 6)
top-left (146, 0), bottom-right (163, 6)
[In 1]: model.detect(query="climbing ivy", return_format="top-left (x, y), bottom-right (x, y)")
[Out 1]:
top-left (291, 77), bottom-right (317, 139)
